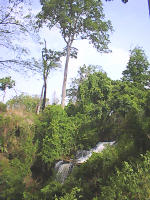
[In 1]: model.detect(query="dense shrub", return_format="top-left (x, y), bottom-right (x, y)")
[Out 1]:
top-left (36, 105), bottom-right (77, 164)
top-left (100, 151), bottom-right (150, 200)
top-left (0, 109), bottom-right (37, 199)
top-left (0, 102), bottom-right (7, 112)
top-left (7, 94), bottom-right (41, 113)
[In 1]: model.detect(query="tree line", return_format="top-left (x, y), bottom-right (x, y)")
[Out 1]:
top-left (1, 0), bottom-right (149, 110)
top-left (1, 1), bottom-right (150, 199)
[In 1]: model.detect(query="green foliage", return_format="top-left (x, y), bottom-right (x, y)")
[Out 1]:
top-left (40, 180), bottom-right (63, 200)
top-left (71, 113), bottom-right (98, 149)
top-left (122, 47), bottom-right (150, 88)
top-left (37, 105), bottom-right (77, 163)
top-left (39, 40), bottom-right (63, 111)
top-left (59, 107), bottom-right (150, 200)
top-left (0, 76), bottom-right (15, 101)
top-left (110, 80), bottom-right (146, 116)
top-left (38, 0), bottom-right (112, 53)
top-left (55, 187), bottom-right (81, 200)
top-left (100, 151), bottom-right (150, 200)
top-left (0, 102), bottom-right (7, 112)
top-left (38, 0), bottom-right (113, 107)
top-left (67, 65), bottom-right (103, 103)
top-left (66, 71), bottom-right (113, 147)
top-left (78, 71), bottom-right (112, 117)
top-left (0, 158), bottom-right (25, 199)
top-left (0, 109), bottom-right (37, 199)
top-left (0, 77), bottom-right (15, 91)
top-left (59, 135), bottom-right (137, 200)
top-left (2, 46), bottom-right (150, 200)
top-left (7, 94), bottom-right (41, 113)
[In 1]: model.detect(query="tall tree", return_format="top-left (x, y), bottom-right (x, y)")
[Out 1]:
top-left (122, 47), bottom-right (150, 88)
top-left (36, 40), bottom-right (63, 113)
top-left (37, 0), bottom-right (113, 108)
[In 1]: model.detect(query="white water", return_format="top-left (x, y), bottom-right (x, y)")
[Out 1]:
top-left (56, 162), bottom-right (73, 183)
top-left (55, 141), bottom-right (115, 183)
top-left (76, 141), bottom-right (115, 164)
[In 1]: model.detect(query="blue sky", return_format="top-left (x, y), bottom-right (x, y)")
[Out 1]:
top-left (1, 0), bottom-right (150, 103)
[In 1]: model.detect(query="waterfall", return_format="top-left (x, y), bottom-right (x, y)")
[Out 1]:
top-left (55, 141), bottom-right (115, 183)
top-left (55, 162), bottom-right (73, 183)
top-left (76, 141), bottom-right (115, 164)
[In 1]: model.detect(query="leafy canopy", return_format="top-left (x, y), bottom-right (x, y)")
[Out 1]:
top-left (38, 0), bottom-right (113, 52)
top-left (67, 64), bottom-right (103, 103)
top-left (0, 76), bottom-right (15, 91)
top-left (122, 47), bottom-right (150, 88)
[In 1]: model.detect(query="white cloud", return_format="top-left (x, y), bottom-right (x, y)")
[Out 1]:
top-left (65, 40), bottom-right (129, 82)
top-left (98, 47), bottom-right (129, 79)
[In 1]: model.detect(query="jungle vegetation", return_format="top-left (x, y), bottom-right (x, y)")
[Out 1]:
top-left (0, 1), bottom-right (150, 200)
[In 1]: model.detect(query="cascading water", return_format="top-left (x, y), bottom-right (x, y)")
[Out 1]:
top-left (55, 162), bottom-right (73, 183)
top-left (55, 141), bottom-right (115, 183)
top-left (76, 141), bottom-right (115, 164)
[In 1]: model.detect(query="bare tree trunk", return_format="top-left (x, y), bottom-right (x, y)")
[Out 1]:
top-left (36, 84), bottom-right (44, 114)
top-left (37, 39), bottom-right (48, 113)
top-left (61, 41), bottom-right (72, 108)
top-left (148, 0), bottom-right (150, 15)
top-left (3, 89), bottom-right (6, 102)
top-left (42, 78), bottom-right (47, 111)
